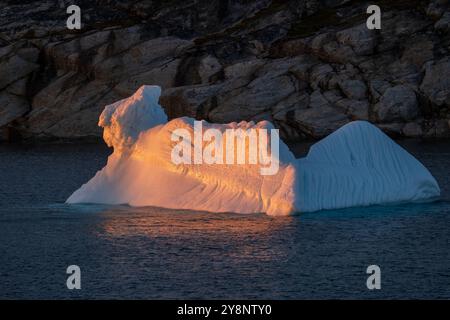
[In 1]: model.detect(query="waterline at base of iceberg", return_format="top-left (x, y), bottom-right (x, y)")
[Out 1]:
top-left (66, 85), bottom-right (440, 216)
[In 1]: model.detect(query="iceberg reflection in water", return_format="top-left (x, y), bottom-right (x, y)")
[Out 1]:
top-left (67, 85), bottom-right (440, 215)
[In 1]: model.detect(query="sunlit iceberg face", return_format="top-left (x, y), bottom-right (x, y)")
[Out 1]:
top-left (67, 85), bottom-right (440, 216)
top-left (169, 119), bottom-right (282, 176)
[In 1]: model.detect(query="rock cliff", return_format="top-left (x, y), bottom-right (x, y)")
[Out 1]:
top-left (1, 0), bottom-right (449, 141)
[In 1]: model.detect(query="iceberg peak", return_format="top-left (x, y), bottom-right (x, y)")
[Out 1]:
top-left (99, 85), bottom-right (167, 150)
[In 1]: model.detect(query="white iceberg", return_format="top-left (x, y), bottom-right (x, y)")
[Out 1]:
top-left (67, 85), bottom-right (441, 215)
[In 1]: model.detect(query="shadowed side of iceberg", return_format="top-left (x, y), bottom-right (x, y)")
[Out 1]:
top-left (294, 121), bottom-right (441, 212)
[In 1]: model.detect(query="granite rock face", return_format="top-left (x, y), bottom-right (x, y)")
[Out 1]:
top-left (0, 0), bottom-right (449, 141)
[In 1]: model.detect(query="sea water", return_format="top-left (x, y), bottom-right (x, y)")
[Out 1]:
top-left (0, 141), bottom-right (449, 299)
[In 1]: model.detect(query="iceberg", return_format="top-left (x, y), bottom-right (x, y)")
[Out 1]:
top-left (67, 85), bottom-right (441, 215)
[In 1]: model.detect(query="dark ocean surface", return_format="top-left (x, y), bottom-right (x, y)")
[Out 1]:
top-left (0, 141), bottom-right (449, 299)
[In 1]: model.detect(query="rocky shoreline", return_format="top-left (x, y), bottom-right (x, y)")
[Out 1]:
top-left (1, 0), bottom-right (449, 142)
